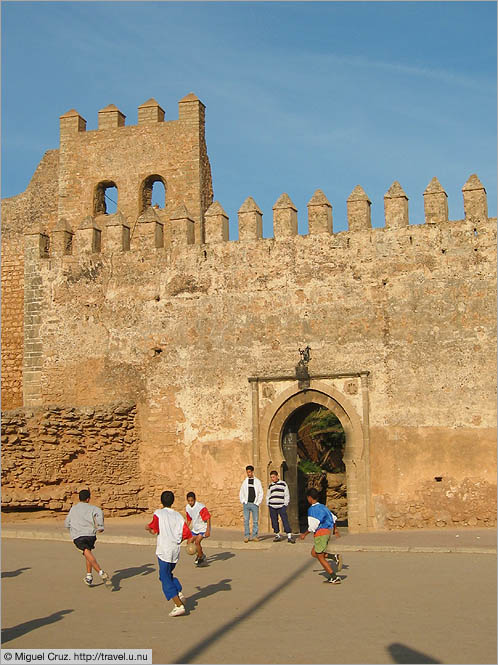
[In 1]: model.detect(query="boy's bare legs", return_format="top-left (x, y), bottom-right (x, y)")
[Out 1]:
top-left (82, 548), bottom-right (112, 587)
top-left (83, 548), bottom-right (102, 574)
top-left (311, 546), bottom-right (333, 576)
top-left (194, 534), bottom-right (204, 559)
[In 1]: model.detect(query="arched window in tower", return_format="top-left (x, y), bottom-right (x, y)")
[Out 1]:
top-left (94, 181), bottom-right (118, 215)
top-left (140, 175), bottom-right (166, 213)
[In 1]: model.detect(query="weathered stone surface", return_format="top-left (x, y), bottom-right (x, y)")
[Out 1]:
top-left (1, 94), bottom-right (496, 528)
top-left (1, 404), bottom-right (143, 515)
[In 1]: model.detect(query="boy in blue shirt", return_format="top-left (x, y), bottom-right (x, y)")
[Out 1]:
top-left (299, 487), bottom-right (342, 584)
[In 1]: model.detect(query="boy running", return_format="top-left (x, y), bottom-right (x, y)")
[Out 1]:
top-left (185, 491), bottom-right (211, 566)
top-left (299, 488), bottom-right (342, 584)
top-left (146, 490), bottom-right (192, 617)
top-left (64, 489), bottom-right (112, 588)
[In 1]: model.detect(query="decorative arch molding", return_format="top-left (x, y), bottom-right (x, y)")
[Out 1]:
top-left (256, 379), bottom-right (371, 532)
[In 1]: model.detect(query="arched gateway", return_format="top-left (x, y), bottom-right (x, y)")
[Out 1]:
top-left (252, 379), bottom-right (371, 533)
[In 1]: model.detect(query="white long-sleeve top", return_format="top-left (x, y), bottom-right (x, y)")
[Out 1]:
top-left (239, 477), bottom-right (264, 505)
top-left (147, 507), bottom-right (192, 564)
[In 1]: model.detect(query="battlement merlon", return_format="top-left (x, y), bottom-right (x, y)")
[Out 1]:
top-left (56, 93), bottom-right (213, 244)
top-left (58, 94), bottom-right (205, 136)
top-left (26, 174), bottom-right (495, 260)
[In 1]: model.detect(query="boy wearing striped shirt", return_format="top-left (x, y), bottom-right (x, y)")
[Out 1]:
top-left (299, 487), bottom-right (342, 584)
top-left (266, 470), bottom-right (295, 543)
top-left (185, 491), bottom-right (211, 566)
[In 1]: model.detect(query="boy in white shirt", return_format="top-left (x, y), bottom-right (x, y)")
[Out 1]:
top-left (146, 490), bottom-right (192, 617)
top-left (185, 491), bottom-right (211, 566)
top-left (239, 465), bottom-right (264, 542)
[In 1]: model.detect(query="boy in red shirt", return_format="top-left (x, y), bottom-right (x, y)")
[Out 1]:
top-left (185, 491), bottom-right (211, 566)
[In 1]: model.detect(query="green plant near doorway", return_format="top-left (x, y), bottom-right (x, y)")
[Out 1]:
top-left (297, 459), bottom-right (323, 474)
top-left (297, 407), bottom-right (345, 473)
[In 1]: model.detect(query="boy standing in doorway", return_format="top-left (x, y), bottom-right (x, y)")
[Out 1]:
top-left (299, 487), bottom-right (342, 584)
top-left (266, 470), bottom-right (295, 543)
top-left (64, 489), bottom-right (113, 588)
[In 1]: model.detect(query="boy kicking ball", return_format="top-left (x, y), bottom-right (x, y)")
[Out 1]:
top-left (64, 489), bottom-right (113, 588)
top-left (299, 488), bottom-right (342, 584)
top-left (185, 491), bottom-right (211, 566)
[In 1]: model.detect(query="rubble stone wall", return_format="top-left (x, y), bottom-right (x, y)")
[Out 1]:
top-left (1, 403), bottom-right (144, 515)
top-left (375, 477), bottom-right (497, 529)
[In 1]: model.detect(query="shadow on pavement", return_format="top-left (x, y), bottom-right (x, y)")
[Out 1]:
top-left (175, 559), bottom-right (312, 663)
top-left (184, 578), bottom-right (232, 612)
top-left (388, 642), bottom-right (442, 664)
top-left (110, 563), bottom-right (155, 591)
top-left (1, 609), bottom-right (74, 645)
top-left (205, 552), bottom-right (235, 564)
top-left (1, 567), bottom-right (31, 578)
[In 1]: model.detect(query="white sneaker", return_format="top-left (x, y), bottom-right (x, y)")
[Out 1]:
top-left (169, 604), bottom-right (186, 617)
top-left (178, 592), bottom-right (186, 602)
top-left (334, 554), bottom-right (343, 571)
top-left (83, 575), bottom-right (93, 587)
top-left (100, 571), bottom-right (113, 588)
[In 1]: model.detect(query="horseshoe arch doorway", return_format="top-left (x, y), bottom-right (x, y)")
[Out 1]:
top-left (261, 383), bottom-right (368, 533)
top-left (281, 403), bottom-right (347, 532)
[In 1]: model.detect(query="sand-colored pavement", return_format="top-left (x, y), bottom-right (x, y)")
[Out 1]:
top-left (1, 513), bottom-right (496, 554)
top-left (1, 534), bottom-right (496, 664)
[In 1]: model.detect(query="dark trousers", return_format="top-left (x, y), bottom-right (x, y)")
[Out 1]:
top-left (269, 505), bottom-right (292, 534)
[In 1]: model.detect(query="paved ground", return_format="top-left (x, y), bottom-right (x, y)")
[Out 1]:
top-left (2, 514), bottom-right (496, 553)
top-left (1, 536), bottom-right (496, 664)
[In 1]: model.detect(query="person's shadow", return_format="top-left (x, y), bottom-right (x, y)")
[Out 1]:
top-left (110, 563), bottom-right (155, 591)
top-left (183, 578), bottom-right (232, 613)
top-left (2, 609), bottom-right (73, 644)
top-left (1, 567), bottom-right (31, 578)
top-left (204, 552), bottom-right (235, 565)
top-left (387, 642), bottom-right (441, 663)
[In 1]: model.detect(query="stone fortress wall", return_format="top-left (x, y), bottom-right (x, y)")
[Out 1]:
top-left (1, 93), bottom-right (496, 530)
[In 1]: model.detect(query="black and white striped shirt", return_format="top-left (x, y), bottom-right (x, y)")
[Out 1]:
top-left (266, 480), bottom-right (290, 508)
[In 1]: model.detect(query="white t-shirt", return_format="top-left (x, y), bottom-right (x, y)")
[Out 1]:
top-left (148, 507), bottom-right (189, 563)
top-left (185, 501), bottom-right (211, 534)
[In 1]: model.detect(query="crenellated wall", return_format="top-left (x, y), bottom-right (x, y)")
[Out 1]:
top-left (57, 93), bottom-right (213, 244)
top-left (1, 94), bottom-right (496, 529)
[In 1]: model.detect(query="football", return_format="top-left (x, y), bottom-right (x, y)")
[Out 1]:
top-left (186, 541), bottom-right (197, 555)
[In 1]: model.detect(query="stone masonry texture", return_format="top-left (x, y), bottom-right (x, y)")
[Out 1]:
top-left (1, 93), bottom-right (496, 531)
top-left (1, 403), bottom-right (141, 513)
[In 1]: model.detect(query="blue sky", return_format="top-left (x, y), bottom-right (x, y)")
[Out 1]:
top-left (2, 1), bottom-right (496, 237)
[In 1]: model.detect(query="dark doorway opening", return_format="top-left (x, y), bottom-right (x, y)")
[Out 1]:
top-left (281, 403), bottom-right (347, 532)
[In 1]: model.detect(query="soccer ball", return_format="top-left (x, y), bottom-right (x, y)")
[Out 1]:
top-left (186, 541), bottom-right (197, 555)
